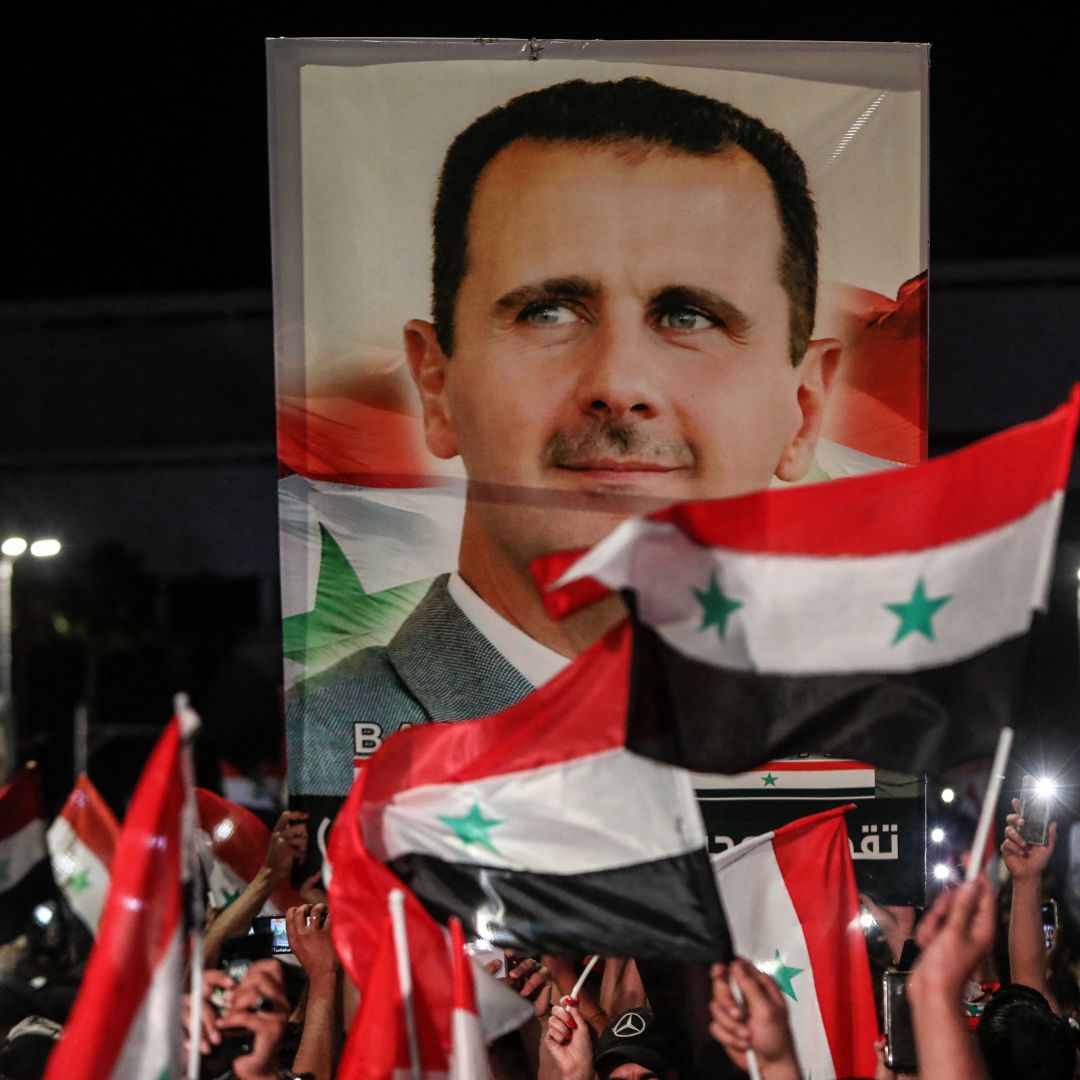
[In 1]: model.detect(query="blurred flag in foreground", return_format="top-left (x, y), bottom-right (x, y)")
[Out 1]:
top-left (713, 806), bottom-right (877, 1080)
top-left (329, 620), bottom-right (729, 963)
top-left (0, 764), bottom-right (51, 944)
top-left (44, 707), bottom-right (198, 1080)
top-left (47, 774), bottom-right (119, 937)
top-left (535, 390), bottom-right (1079, 775)
top-left (195, 788), bottom-right (303, 913)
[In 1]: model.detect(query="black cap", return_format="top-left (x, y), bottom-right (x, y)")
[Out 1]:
top-left (594, 1007), bottom-right (673, 1074)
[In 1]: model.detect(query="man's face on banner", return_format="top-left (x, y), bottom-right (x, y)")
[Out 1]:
top-left (407, 138), bottom-right (837, 568)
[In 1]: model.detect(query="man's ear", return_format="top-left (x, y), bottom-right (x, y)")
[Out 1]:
top-left (774, 338), bottom-right (841, 483)
top-left (404, 319), bottom-right (459, 460)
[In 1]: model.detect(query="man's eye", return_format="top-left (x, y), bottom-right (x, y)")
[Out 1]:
top-left (518, 302), bottom-right (579, 326)
top-left (657, 308), bottom-right (716, 331)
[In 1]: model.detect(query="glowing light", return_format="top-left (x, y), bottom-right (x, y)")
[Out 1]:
top-left (859, 911), bottom-right (876, 929)
top-left (1035, 777), bottom-right (1057, 798)
top-left (32, 903), bottom-right (55, 926)
top-left (213, 819), bottom-right (236, 843)
top-left (30, 539), bottom-right (61, 558)
top-left (1, 538), bottom-right (27, 557)
top-left (930, 827), bottom-right (946, 844)
top-left (933, 863), bottom-right (951, 881)
top-left (940, 788), bottom-right (956, 804)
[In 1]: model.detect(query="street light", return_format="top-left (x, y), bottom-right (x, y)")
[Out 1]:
top-left (0, 537), bottom-right (62, 782)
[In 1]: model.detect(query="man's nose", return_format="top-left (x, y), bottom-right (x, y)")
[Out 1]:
top-left (576, 320), bottom-right (661, 421)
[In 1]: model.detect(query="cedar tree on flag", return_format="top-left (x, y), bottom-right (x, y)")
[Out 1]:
top-left (328, 623), bottom-right (730, 963)
top-left (0, 764), bottom-right (52, 945)
top-left (47, 773), bottom-right (120, 936)
top-left (712, 806), bottom-right (878, 1080)
top-left (195, 788), bottom-right (304, 913)
top-left (43, 709), bottom-right (199, 1080)
top-left (534, 391), bottom-right (1079, 775)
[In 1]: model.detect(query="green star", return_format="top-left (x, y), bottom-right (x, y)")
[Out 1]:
top-left (693, 571), bottom-right (743, 642)
top-left (221, 887), bottom-right (241, 907)
top-left (282, 525), bottom-right (431, 673)
top-left (438, 803), bottom-right (503, 854)
top-left (762, 773), bottom-right (778, 787)
top-left (66, 868), bottom-right (91, 895)
top-left (767, 949), bottom-right (804, 1001)
top-left (884, 577), bottom-right (951, 645)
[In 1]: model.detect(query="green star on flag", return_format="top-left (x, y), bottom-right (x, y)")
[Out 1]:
top-left (767, 949), bottom-right (804, 1001)
top-left (66, 868), bottom-right (91, 895)
top-left (693, 571), bottom-right (743, 642)
top-left (221, 887), bottom-right (241, 907)
top-left (282, 525), bottom-right (430, 672)
top-left (438, 803), bottom-right (503, 854)
top-left (762, 773), bottom-right (778, 787)
top-left (885, 577), bottom-right (951, 645)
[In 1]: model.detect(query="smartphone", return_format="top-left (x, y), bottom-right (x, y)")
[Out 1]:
top-left (251, 915), bottom-right (291, 954)
top-left (220, 931), bottom-right (274, 983)
top-left (1042, 899), bottom-right (1059, 950)
top-left (1019, 775), bottom-right (1053, 846)
top-left (464, 938), bottom-right (507, 978)
top-left (202, 1027), bottom-right (254, 1069)
top-left (883, 971), bottom-right (917, 1073)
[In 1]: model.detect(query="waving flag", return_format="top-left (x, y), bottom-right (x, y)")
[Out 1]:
top-left (329, 620), bottom-right (729, 964)
top-left (47, 774), bottom-right (119, 936)
top-left (535, 392), bottom-right (1079, 775)
top-left (712, 806), bottom-right (877, 1080)
top-left (194, 788), bottom-right (303, 913)
top-left (0, 764), bottom-right (52, 944)
top-left (44, 708), bottom-right (198, 1080)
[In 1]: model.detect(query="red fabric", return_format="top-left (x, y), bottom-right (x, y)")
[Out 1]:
top-left (195, 788), bottom-right (304, 912)
top-left (359, 620), bottom-right (632, 804)
top-left (44, 719), bottom-right (185, 1080)
top-left (771, 806), bottom-right (878, 1079)
top-left (0, 765), bottom-right (44, 842)
top-left (57, 774), bottom-right (119, 868)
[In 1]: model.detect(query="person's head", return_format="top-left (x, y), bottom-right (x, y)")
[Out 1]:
top-left (593, 1007), bottom-right (681, 1080)
top-left (976, 984), bottom-right (1077, 1080)
top-left (406, 77), bottom-right (840, 571)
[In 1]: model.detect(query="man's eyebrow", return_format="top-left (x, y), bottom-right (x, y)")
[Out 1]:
top-left (650, 284), bottom-right (753, 336)
top-left (493, 276), bottom-right (601, 316)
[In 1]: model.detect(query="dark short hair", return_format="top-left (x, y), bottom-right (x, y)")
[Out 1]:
top-left (431, 77), bottom-right (818, 364)
top-left (976, 984), bottom-right (1077, 1080)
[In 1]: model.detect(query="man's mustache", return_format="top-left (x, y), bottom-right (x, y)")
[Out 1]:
top-left (543, 420), bottom-right (694, 470)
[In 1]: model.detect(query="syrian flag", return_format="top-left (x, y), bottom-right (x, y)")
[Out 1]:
top-left (535, 391), bottom-right (1079, 775)
top-left (0, 764), bottom-right (52, 944)
top-left (47, 774), bottom-right (120, 936)
top-left (194, 788), bottom-right (303, 913)
top-left (448, 917), bottom-right (487, 1080)
top-left (43, 707), bottom-right (199, 1080)
top-left (329, 620), bottom-right (730, 962)
top-left (694, 759), bottom-right (876, 801)
top-left (712, 806), bottom-right (877, 1080)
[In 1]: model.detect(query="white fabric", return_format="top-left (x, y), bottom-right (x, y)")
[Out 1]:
top-left (47, 817), bottom-right (110, 934)
top-left (712, 834), bottom-right (835, 1080)
top-left (556, 492), bottom-right (1062, 674)
top-left (370, 747), bottom-right (705, 874)
top-left (449, 572), bottom-right (570, 687)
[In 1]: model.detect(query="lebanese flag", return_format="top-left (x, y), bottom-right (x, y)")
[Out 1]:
top-left (194, 788), bottom-right (304, 913)
top-left (47, 774), bottom-right (120, 936)
top-left (534, 391), bottom-right (1079, 775)
top-left (43, 710), bottom-right (197, 1080)
top-left (712, 806), bottom-right (877, 1080)
top-left (0, 764), bottom-right (52, 944)
top-left (329, 620), bottom-right (729, 963)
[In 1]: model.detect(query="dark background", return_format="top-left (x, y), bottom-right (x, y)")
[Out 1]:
top-left (1, 10), bottom-right (1078, 822)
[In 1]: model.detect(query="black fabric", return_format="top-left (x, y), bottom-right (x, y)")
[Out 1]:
top-left (0, 861), bottom-right (55, 948)
top-left (388, 848), bottom-right (732, 962)
top-left (627, 609), bottom-right (1030, 776)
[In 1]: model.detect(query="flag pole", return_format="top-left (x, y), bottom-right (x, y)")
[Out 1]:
top-left (569, 954), bottom-right (599, 1002)
top-left (389, 888), bottom-right (424, 1080)
top-left (965, 726), bottom-right (1013, 883)
top-left (728, 976), bottom-right (763, 1080)
top-left (176, 693), bottom-right (205, 1080)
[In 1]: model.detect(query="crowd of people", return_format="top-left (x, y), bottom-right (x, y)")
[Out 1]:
top-left (1, 791), bottom-right (1078, 1080)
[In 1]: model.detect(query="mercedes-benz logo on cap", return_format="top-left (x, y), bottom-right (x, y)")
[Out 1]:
top-left (612, 1012), bottom-right (647, 1038)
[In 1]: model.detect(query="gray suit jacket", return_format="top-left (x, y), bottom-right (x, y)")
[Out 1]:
top-left (285, 574), bottom-right (534, 796)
